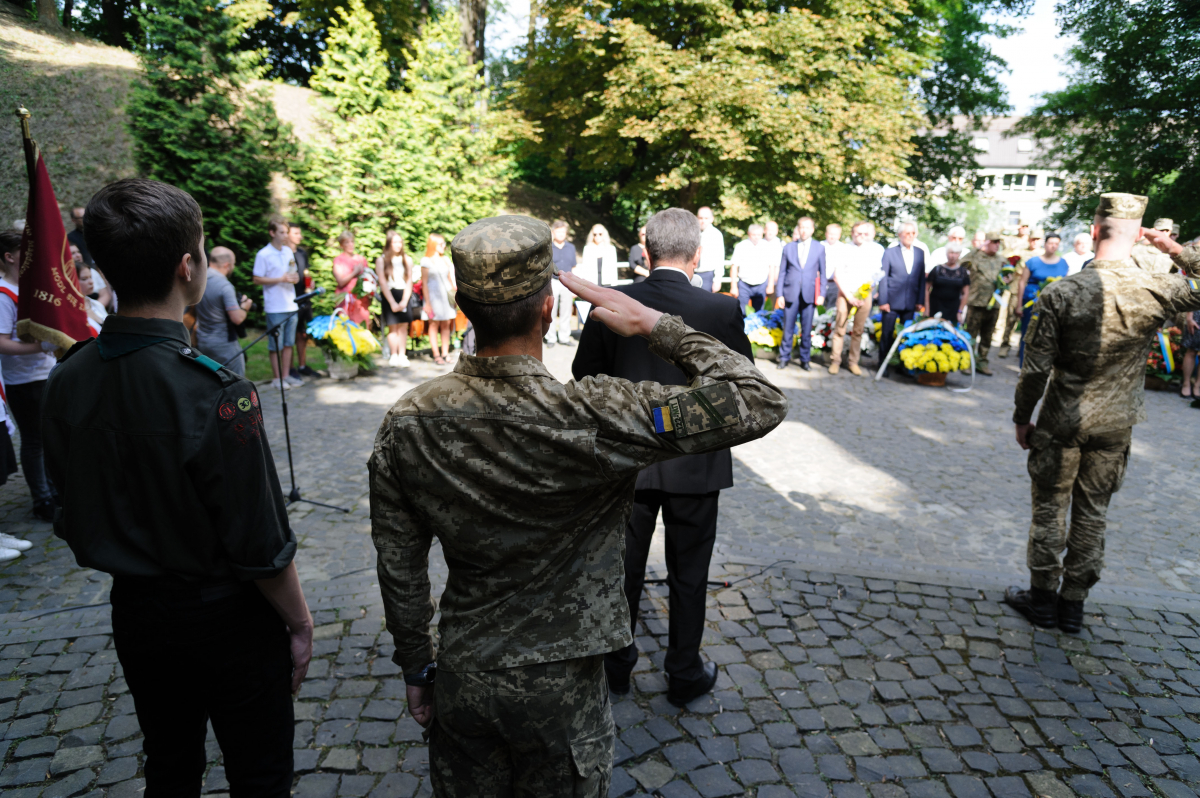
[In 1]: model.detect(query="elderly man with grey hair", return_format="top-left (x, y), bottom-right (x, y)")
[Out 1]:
top-left (877, 220), bottom-right (926, 363)
top-left (928, 225), bottom-right (968, 273)
top-left (730, 222), bottom-right (774, 312)
top-left (196, 246), bottom-right (254, 376)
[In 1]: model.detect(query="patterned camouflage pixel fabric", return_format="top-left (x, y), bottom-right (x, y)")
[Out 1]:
top-left (1025, 426), bottom-right (1131, 602)
top-left (451, 215), bottom-right (554, 304)
top-left (430, 655), bottom-right (612, 798)
top-left (369, 314), bottom-right (787, 675)
top-left (961, 250), bottom-right (1007, 309)
top-left (1130, 241), bottom-right (1175, 274)
top-left (964, 306), bottom-right (1000, 369)
top-left (1096, 192), bottom-right (1148, 220)
top-left (1013, 245), bottom-right (1200, 437)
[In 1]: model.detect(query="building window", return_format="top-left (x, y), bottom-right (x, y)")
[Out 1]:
top-left (1017, 138), bottom-right (1034, 152)
top-left (1009, 211), bottom-right (1021, 226)
top-left (973, 137), bottom-right (990, 152)
top-left (975, 174), bottom-right (995, 190)
top-left (1003, 173), bottom-right (1039, 190)
top-left (1047, 177), bottom-right (1064, 190)
top-left (1025, 174), bottom-right (1037, 189)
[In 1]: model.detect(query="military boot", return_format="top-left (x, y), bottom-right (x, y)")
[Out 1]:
top-left (1058, 598), bottom-right (1085, 634)
top-left (1004, 586), bottom-right (1057, 629)
top-left (998, 344), bottom-right (1010, 359)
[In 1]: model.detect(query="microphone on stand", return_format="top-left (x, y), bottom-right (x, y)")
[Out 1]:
top-left (295, 286), bottom-right (326, 304)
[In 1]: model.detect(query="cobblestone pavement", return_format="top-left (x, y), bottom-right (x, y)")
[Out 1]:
top-left (0, 336), bottom-right (1198, 797)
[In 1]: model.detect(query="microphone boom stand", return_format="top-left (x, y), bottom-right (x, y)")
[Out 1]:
top-left (222, 295), bottom-right (351, 514)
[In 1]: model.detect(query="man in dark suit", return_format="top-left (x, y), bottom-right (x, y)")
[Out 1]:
top-left (775, 216), bottom-right (826, 371)
top-left (877, 221), bottom-right (927, 363)
top-left (572, 208), bottom-right (754, 708)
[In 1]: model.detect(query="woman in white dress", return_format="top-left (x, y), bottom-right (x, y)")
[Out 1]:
top-left (376, 231), bottom-right (414, 367)
top-left (576, 224), bottom-right (619, 323)
top-left (420, 233), bottom-right (457, 365)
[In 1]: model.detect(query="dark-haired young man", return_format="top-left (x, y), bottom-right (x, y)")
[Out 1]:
top-left (42, 178), bottom-right (313, 797)
top-left (369, 215), bottom-right (787, 796)
top-left (572, 208), bottom-right (754, 707)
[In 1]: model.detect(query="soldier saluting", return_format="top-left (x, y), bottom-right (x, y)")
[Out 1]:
top-left (368, 215), bottom-right (787, 796)
top-left (1006, 193), bottom-right (1200, 633)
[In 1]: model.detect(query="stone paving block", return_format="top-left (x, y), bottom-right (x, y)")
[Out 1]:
top-left (105, 714), bottom-right (140, 741)
top-left (688, 763), bottom-right (742, 797)
top-left (295, 774), bottom-right (341, 798)
top-left (732, 758), bottom-right (779, 785)
top-left (50, 744), bottom-right (105, 774)
top-left (1069, 774), bottom-right (1117, 798)
top-left (944, 774), bottom-right (990, 798)
top-left (1106, 768), bottom-right (1153, 797)
top-left (664, 742), bottom-right (709, 773)
top-left (394, 718), bottom-right (425, 743)
top-left (621, 727), bottom-right (658, 758)
top-left (1152, 780), bottom-right (1199, 798)
top-left (699, 736), bottom-right (736, 764)
top-left (817, 755), bottom-right (852, 781)
top-left (95, 756), bottom-right (137, 786)
top-left (738, 732), bottom-right (771, 760)
top-left (0, 756), bottom-right (52, 786)
top-left (295, 749), bottom-right (320, 773)
top-left (42, 767), bottom-right (96, 798)
top-left (363, 748), bottom-right (397, 773)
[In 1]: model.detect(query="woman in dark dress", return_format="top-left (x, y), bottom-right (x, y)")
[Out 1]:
top-left (924, 244), bottom-right (970, 325)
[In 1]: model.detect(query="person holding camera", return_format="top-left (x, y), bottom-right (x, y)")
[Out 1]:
top-left (196, 246), bottom-right (254, 377)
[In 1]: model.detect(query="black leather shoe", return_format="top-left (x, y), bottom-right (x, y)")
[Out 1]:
top-left (667, 662), bottom-right (718, 708)
top-left (1004, 586), bottom-right (1058, 628)
top-left (1058, 598), bottom-right (1084, 633)
top-left (799, 362), bottom-right (812, 371)
top-left (32, 501), bottom-right (55, 523)
top-left (776, 360), bottom-right (789, 370)
top-left (605, 667), bottom-right (631, 695)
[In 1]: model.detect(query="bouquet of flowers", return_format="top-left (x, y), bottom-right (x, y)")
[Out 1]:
top-left (1146, 328), bottom-right (1182, 383)
top-left (808, 308), bottom-right (837, 352)
top-left (986, 264), bottom-right (1018, 310)
top-left (848, 283), bottom-right (872, 316)
top-left (744, 308), bottom-right (786, 348)
top-left (898, 328), bottom-right (972, 373)
top-left (1024, 276), bottom-right (1063, 309)
top-left (307, 312), bottom-right (380, 370)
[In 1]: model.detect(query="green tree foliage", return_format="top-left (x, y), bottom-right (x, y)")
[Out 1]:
top-left (126, 0), bottom-right (293, 299)
top-left (511, 0), bottom-right (925, 231)
top-left (1018, 0), bottom-right (1200, 232)
top-left (289, 0), bottom-right (508, 311)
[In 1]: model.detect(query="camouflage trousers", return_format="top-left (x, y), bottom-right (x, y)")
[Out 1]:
top-left (964, 306), bottom-right (1000, 369)
top-left (1002, 292), bottom-right (1023, 347)
top-left (430, 654), bottom-right (613, 798)
top-left (1026, 426), bottom-right (1132, 601)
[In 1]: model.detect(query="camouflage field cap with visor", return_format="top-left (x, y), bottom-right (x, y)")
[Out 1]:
top-left (1153, 218), bottom-right (1174, 232)
top-left (451, 215), bottom-right (555, 304)
top-left (1095, 193), bottom-right (1148, 221)
top-left (985, 230), bottom-right (1004, 242)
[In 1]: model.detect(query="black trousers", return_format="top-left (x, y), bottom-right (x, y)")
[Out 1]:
top-left (606, 489), bottom-right (719, 683)
top-left (110, 577), bottom-right (294, 798)
top-left (880, 308), bottom-right (915, 363)
top-left (6, 379), bottom-right (52, 504)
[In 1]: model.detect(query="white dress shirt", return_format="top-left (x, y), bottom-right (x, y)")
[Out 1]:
top-left (900, 245), bottom-right (915, 274)
top-left (731, 239), bottom-right (774, 286)
top-left (698, 225), bottom-right (726, 278)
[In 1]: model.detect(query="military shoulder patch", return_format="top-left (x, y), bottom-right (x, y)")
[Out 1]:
top-left (1187, 277), bottom-right (1200, 293)
top-left (654, 382), bottom-right (741, 437)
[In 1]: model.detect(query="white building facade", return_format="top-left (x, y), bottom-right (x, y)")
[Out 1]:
top-left (960, 116), bottom-right (1069, 231)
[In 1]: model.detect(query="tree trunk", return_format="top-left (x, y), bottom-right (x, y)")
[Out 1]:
top-left (36, 0), bottom-right (63, 29)
top-left (526, 0), bottom-right (538, 66)
top-left (62, 0), bottom-right (74, 29)
top-left (101, 0), bottom-right (124, 45)
top-left (459, 0), bottom-right (485, 66)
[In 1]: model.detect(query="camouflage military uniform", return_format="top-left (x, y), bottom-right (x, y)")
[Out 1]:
top-left (369, 216), bottom-right (788, 797)
top-left (1130, 241), bottom-right (1175, 274)
top-left (1014, 244), bottom-right (1200, 600)
top-left (961, 245), bottom-right (1006, 370)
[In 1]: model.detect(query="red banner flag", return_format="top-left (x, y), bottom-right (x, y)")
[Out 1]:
top-left (15, 108), bottom-right (93, 352)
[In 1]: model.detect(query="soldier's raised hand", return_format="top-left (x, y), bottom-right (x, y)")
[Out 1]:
top-left (1143, 228), bottom-right (1183, 256)
top-left (560, 271), bottom-right (663, 338)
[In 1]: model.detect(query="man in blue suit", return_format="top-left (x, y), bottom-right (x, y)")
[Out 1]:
top-left (877, 221), bottom-right (927, 364)
top-left (775, 216), bottom-right (826, 371)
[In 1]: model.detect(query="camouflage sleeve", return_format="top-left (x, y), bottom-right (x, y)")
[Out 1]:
top-left (571, 314), bottom-right (788, 476)
top-left (1171, 244), bottom-right (1200, 278)
top-left (368, 416), bottom-right (437, 675)
top-left (1012, 299), bottom-right (1059, 425)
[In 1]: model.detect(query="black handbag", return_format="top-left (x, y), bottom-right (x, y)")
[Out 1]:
top-left (406, 291), bottom-right (423, 317)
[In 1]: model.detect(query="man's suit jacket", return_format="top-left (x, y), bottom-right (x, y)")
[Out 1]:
top-left (878, 246), bottom-right (926, 311)
top-left (572, 268), bottom-right (753, 494)
top-left (779, 239), bottom-right (826, 305)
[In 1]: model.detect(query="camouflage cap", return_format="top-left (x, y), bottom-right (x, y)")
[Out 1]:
top-left (1095, 192), bottom-right (1148, 221)
top-left (985, 230), bottom-right (1004, 241)
top-left (451, 216), bottom-right (554, 304)
top-left (1153, 217), bottom-right (1174, 231)
top-left (1030, 228), bottom-right (1045, 239)
top-left (1172, 224), bottom-right (1181, 236)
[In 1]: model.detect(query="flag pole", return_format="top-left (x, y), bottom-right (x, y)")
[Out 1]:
top-left (15, 106), bottom-right (35, 181)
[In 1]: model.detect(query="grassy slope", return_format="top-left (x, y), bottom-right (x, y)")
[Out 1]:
top-left (0, 11), bottom-right (630, 252)
top-left (0, 7), bottom-right (138, 227)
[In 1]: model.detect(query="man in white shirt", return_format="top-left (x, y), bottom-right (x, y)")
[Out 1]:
top-left (730, 224), bottom-right (774, 312)
top-left (761, 220), bottom-right (784, 302)
top-left (828, 221), bottom-right (883, 376)
top-left (696, 206), bottom-right (725, 293)
top-left (1062, 233), bottom-right (1093, 275)
top-left (822, 223), bottom-right (845, 306)
top-left (928, 225), bottom-right (968, 274)
top-left (252, 215), bottom-right (300, 389)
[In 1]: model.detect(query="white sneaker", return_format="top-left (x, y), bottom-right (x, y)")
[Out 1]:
top-left (388, 354), bottom-right (401, 367)
top-left (0, 534), bottom-right (32, 552)
top-left (397, 355), bottom-right (410, 367)
top-left (0, 547), bottom-right (21, 562)
top-left (272, 379), bottom-right (291, 391)
top-left (285, 374), bottom-right (303, 387)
